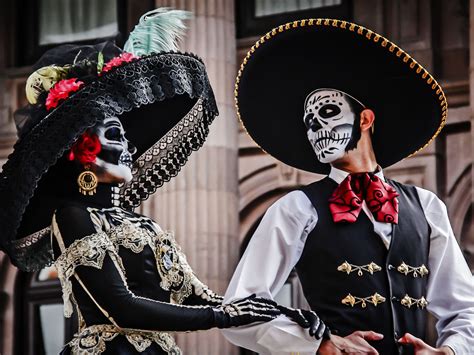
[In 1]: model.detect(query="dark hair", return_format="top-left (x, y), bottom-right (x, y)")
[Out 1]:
top-left (345, 96), bottom-right (366, 152)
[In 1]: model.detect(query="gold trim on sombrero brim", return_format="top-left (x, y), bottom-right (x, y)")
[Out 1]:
top-left (234, 18), bottom-right (448, 162)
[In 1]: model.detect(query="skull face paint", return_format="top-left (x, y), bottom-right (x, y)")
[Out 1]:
top-left (91, 117), bottom-right (137, 183)
top-left (304, 88), bottom-right (363, 164)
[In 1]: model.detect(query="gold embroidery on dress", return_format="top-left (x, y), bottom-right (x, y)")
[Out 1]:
top-left (67, 324), bottom-right (181, 355)
top-left (154, 231), bottom-right (194, 304)
top-left (397, 262), bottom-right (429, 277)
top-left (88, 208), bottom-right (196, 304)
top-left (337, 261), bottom-right (382, 276)
top-left (400, 294), bottom-right (429, 309)
top-left (341, 293), bottom-right (386, 308)
top-left (54, 231), bottom-right (116, 318)
top-left (107, 220), bottom-right (155, 253)
top-left (53, 221), bottom-right (191, 354)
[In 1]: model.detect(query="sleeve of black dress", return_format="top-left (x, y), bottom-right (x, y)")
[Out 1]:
top-left (174, 247), bottom-right (224, 307)
top-left (53, 205), bottom-right (217, 332)
top-left (182, 280), bottom-right (224, 307)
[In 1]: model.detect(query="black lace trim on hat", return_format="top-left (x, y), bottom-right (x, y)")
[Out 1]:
top-left (118, 98), bottom-right (210, 209)
top-left (9, 227), bottom-right (54, 272)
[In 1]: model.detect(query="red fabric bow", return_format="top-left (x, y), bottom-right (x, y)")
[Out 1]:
top-left (328, 173), bottom-right (399, 224)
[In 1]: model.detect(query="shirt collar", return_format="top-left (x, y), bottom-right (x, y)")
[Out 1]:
top-left (328, 165), bottom-right (385, 184)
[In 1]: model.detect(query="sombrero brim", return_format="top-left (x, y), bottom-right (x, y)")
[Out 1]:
top-left (0, 52), bottom-right (218, 270)
top-left (236, 19), bottom-right (447, 174)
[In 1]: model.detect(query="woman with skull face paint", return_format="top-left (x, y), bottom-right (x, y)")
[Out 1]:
top-left (0, 9), bottom-right (282, 355)
top-left (222, 19), bottom-right (474, 355)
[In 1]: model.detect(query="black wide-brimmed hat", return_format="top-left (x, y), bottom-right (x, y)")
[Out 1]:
top-left (0, 9), bottom-right (218, 271)
top-left (236, 18), bottom-right (447, 175)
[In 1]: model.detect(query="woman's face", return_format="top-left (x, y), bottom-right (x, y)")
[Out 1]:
top-left (91, 117), bottom-right (137, 183)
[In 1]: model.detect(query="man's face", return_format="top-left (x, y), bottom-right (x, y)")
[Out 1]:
top-left (303, 89), bottom-right (357, 163)
top-left (92, 116), bottom-right (136, 183)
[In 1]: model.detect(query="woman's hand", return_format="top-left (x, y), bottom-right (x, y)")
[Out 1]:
top-left (213, 294), bottom-right (281, 328)
top-left (277, 305), bottom-right (330, 340)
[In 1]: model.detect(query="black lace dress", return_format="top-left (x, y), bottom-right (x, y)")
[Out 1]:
top-left (52, 188), bottom-right (224, 354)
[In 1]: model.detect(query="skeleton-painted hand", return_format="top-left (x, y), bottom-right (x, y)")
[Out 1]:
top-left (303, 88), bottom-right (364, 164)
top-left (278, 305), bottom-right (330, 340)
top-left (213, 294), bottom-right (280, 328)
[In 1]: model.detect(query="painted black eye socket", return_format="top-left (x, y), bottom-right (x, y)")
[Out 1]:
top-left (318, 104), bottom-right (341, 119)
top-left (104, 127), bottom-right (122, 141)
top-left (304, 113), bottom-right (322, 131)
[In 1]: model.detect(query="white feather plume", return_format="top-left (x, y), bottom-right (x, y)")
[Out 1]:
top-left (124, 8), bottom-right (192, 56)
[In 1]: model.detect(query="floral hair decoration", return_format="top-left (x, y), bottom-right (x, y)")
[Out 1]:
top-left (45, 78), bottom-right (84, 111)
top-left (40, 52), bottom-right (138, 111)
top-left (68, 131), bottom-right (102, 165)
top-left (101, 52), bottom-right (138, 73)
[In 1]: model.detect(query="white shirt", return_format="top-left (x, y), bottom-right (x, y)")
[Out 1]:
top-left (222, 166), bottom-right (474, 355)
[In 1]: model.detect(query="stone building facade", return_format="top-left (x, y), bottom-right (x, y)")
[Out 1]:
top-left (0, 1), bottom-right (472, 354)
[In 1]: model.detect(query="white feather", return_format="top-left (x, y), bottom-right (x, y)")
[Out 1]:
top-left (124, 8), bottom-right (192, 56)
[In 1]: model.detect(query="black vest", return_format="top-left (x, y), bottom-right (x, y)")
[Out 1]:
top-left (296, 177), bottom-right (431, 355)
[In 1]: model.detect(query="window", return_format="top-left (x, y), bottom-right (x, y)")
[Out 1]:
top-left (14, 0), bottom-right (155, 66)
top-left (39, 0), bottom-right (119, 46)
top-left (254, 0), bottom-right (342, 17)
top-left (14, 265), bottom-right (77, 355)
top-left (237, 0), bottom-right (351, 38)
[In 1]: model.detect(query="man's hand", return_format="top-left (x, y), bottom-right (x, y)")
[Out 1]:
top-left (398, 333), bottom-right (454, 355)
top-left (317, 330), bottom-right (383, 354)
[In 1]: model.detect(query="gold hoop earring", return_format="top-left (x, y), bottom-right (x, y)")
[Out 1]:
top-left (77, 166), bottom-right (98, 195)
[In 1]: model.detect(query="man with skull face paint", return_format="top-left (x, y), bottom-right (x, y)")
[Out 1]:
top-left (222, 19), bottom-right (474, 355)
top-left (0, 9), bottom-right (285, 354)
top-left (304, 89), bottom-right (364, 163)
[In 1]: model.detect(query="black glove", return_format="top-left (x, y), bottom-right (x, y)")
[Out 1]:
top-left (213, 294), bottom-right (281, 328)
top-left (278, 305), bottom-right (331, 340)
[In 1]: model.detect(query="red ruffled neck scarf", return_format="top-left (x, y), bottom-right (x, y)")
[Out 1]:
top-left (329, 172), bottom-right (399, 224)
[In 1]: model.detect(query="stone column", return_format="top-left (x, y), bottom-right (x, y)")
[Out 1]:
top-left (470, 0), bottom-right (474, 245)
top-left (140, 1), bottom-right (239, 354)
